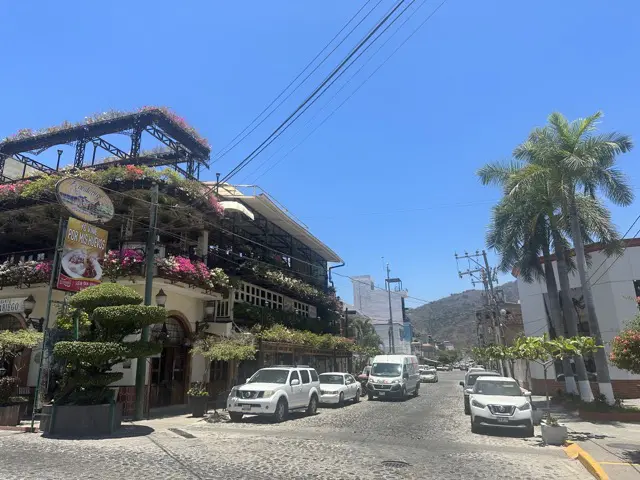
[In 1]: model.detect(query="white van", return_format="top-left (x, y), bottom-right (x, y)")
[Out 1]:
top-left (367, 355), bottom-right (420, 400)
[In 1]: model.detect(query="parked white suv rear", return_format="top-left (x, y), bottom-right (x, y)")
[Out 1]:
top-left (227, 366), bottom-right (320, 422)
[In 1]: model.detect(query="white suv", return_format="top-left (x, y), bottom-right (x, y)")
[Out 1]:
top-left (227, 366), bottom-right (320, 422)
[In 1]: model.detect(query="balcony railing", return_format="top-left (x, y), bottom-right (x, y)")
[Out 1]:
top-left (233, 302), bottom-right (336, 335)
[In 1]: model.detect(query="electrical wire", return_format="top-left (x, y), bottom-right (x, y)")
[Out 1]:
top-left (213, 0), bottom-right (381, 162)
top-left (590, 224), bottom-right (640, 287)
top-left (219, 0), bottom-right (410, 184)
top-left (242, 0), bottom-right (433, 183)
top-left (251, 0), bottom-right (449, 182)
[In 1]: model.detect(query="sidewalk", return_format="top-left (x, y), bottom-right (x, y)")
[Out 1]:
top-left (533, 395), bottom-right (640, 479)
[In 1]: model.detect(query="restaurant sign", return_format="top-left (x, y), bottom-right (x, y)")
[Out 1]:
top-left (56, 178), bottom-right (114, 224)
top-left (57, 217), bottom-right (108, 292)
top-left (0, 297), bottom-right (25, 314)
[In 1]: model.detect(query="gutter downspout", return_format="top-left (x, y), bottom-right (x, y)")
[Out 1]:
top-left (328, 262), bottom-right (345, 289)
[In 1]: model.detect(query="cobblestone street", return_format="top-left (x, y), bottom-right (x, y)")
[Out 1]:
top-left (0, 372), bottom-right (589, 479)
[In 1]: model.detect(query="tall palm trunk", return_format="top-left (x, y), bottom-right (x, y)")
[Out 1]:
top-left (551, 226), bottom-right (595, 402)
top-left (541, 242), bottom-right (578, 395)
top-left (567, 194), bottom-right (614, 403)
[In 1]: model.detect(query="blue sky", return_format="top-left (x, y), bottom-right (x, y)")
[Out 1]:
top-left (2, 1), bottom-right (640, 308)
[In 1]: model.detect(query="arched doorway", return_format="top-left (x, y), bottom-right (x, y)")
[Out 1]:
top-left (149, 317), bottom-right (190, 408)
top-left (0, 314), bottom-right (31, 386)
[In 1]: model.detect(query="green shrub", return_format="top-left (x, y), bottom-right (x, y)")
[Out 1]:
top-left (53, 283), bottom-right (164, 406)
top-left (0, 376), bottom-right (19, 405)
top-left (70, 283), bottom-right (143, 313)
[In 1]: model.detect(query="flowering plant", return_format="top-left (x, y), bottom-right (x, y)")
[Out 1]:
top-left (0, 260), bottom-right (52, 287)
top-left (156, 256), bottom-right (230, 292)
top-left (610, 329), bottom-right (640, 374)
top-left (103, 249), bottom-right (144, 281)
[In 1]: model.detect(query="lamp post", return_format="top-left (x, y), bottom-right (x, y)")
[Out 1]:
top-left (385, 264), bottom-right (401, 354)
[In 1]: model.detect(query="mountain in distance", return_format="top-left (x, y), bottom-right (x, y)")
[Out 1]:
top-left (406, 280), bottom-right (519, 349)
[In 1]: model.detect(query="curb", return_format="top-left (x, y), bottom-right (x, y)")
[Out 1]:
top-left (564, 441), bottom-right (609, 480)
top-left (0, 426), bottom-right (37, 433)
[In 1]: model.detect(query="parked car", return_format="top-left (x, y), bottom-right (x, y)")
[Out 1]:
top-left (469, 376), bottom-right (534, 437)
top-left (460, 370), bottom-right (501, 414)
top-left (436, 365), bottom-right (446, 371)
top-left (419, 367), bottom-right (438, 383)
top-left (368, 354), bottom-right (421, 400)
top-left (227, 366), bottom-right (320, 422)
top-left (319, 372), bottom-right (360, 406)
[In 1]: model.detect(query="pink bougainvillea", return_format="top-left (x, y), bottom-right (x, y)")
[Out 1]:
top-left (610, 329), bottom-right (640, 374)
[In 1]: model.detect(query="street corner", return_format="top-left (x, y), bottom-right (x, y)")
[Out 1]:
top-left (564, 441), bottom-right (610, 480)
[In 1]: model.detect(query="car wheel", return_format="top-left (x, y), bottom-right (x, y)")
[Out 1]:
top-left (338, 392), bottom-right (344, 407)
top-left (307, 395), bottom-right (318, 415)
top-left (401, 386), bottom-right (407, 401)
top-left (524, 422), bottom-right (534, 438)
top-left (367, 392), bottom-right (374, 401)
top-left (470, 416), bottom-right (480, 434)
top-left (229, 412), bottom-right (243, 423)
top-left (464, 399), bottom-right (470, 415)
top-left (273, 398), bottom-right (288, 423)
top-left (413, 383), bottom-right (419, 397)
top-left (354, 390), bottom-right (360, 403)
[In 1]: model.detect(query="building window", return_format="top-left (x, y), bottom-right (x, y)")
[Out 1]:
top-left (293, 301), bottom-right (310, 317)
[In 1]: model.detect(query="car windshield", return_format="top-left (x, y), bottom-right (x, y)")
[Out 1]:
top-left (467, 373), bottom-right (498, 386)
top-left (474, 380), bottom-right (523, 396)
top-left (319, 374), bottom-right (344, 385)
top-left (371, 363), bottom-right (402, 377)
top-left (248, 369), bottom-right (289, 384)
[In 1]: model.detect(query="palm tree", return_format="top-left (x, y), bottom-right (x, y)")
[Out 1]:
top-left (514, 112), bottom-right (633, 403)
top-left (482, 173), bottom-right (578, 395)
top-left (480, 158), bottom-right (623, 400)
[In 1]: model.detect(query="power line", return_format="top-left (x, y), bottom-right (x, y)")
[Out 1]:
top-left (219, 0), bottom-right (410, 184)
top-left (242, 0), bottom-right (433, 183)
top-left (250, 0), bottom-right (449, 182)
top-left (591, 224), bottom-right (640, 287)
top-left (212, 0), bottom-right (381, 163)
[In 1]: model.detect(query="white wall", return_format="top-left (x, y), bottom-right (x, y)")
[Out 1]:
top-left (517, 244), bottom-right (640, 382)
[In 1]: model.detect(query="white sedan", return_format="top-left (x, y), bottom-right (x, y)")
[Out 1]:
top-left (469, 376), bottom-right (534, 437)
top-left (419, 368), bottom-right (438, 383)
top-left (319, 373), bottom-right (361, 406)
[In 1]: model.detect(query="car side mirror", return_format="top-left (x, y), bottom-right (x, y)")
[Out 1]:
top-left (246, 378), bottom-right (251, 384)
top-left (403, 373), bottom-right (409, 379)
top-left (459, 381), bottom-right (464, 387)
top-left (290, 379), bottom-right (300, 386)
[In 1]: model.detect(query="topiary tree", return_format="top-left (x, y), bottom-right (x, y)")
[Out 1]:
top-left (53, 283), bottom-right (165, 405)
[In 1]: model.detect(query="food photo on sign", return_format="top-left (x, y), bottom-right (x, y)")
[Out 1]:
top-left (57, 217), bottom-right (108, 292)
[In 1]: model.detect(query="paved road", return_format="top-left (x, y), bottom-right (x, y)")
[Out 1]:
top-left (0, 371), bottom-right (589, 479)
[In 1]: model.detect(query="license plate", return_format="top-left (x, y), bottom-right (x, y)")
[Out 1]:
top-left (242, 405), bottom-right (251, 411)
top-left (379, 392), bottom-right (386, 396)
top-left (497, 417), bottom-right (508, 423)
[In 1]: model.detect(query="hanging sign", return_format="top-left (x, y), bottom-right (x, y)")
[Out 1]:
top-left (57, 217), bottom-right (108, 292)
top-left (56, 178), bottom-right (114, 224)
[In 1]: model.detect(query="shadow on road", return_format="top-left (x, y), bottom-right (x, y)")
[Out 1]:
top-left (42, 424), bottom-right (155, 440)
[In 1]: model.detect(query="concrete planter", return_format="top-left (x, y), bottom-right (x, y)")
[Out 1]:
top-left (541, 424), bottom-right (567, 445)
top-left (189, 396), bottom-right (208, 418)
top-left (578, 408), bottom-right (640, 422)
top-left (0, 405), bottom-right (21, 426)
top-left (40, 403), bottom-right (122, 436)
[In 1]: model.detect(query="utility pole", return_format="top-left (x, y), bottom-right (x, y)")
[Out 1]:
top-left (134, 183), bottom-right (158, 421)
top-left (385, 264), bottom-right (395, 355)
top-left (455, 250), bottom-right (510, 377)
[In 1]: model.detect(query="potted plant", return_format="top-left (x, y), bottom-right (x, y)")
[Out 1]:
top-left (42, 283), bottom-right (164, 436)
top-left (0, 329), bottom-right (43, 426)
top-left (187, 382), bottom-right (209, 418)
top-left (541, 413), bottom-right (567, 445)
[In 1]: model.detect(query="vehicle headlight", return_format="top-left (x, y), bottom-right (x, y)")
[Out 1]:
top-left (262, 390), bottom-right (275, 398)
top-left (391, 379), bottom-right (400, 384)
top-left (368, 379), bottom-right (376, 384)
top-left (471, 399), bottom-right (486, 408)
top-left (518, 403), bottom-right (531, 411)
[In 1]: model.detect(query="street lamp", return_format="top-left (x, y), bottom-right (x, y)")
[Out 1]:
top-left (155, 289), bottom-right (167, 308)
top-left (23, 295), bottom-right (36, 318)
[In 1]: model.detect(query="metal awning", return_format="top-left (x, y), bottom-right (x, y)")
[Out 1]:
top-left (209, 183), bottom-right (342, 263)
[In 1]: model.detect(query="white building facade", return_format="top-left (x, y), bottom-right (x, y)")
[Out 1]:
top-left (351, 275), bottom-right (411, 354)
top-left (517, 239), bottom-right (640, 398)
